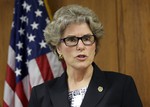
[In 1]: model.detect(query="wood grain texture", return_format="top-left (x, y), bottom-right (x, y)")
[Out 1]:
top-left (117, 0), bottom-right (150, 106)
top-left (0, 0), bottom-right (14, 106)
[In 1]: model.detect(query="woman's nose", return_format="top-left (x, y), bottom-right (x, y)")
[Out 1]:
top-left (76, 39), bottom-right (85, 50)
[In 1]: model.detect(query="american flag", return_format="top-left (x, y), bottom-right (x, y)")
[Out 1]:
top-left (3, 0), bottom-right (64, 107)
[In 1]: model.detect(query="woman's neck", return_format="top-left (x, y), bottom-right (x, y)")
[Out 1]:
top-left (67, 65), bottom-right (93, 91)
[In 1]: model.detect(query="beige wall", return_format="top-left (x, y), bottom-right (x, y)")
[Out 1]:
top-left (0, 0), bottom-right (150, 107)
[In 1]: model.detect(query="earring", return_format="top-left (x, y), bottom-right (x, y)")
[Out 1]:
top-left (58, 54), bottom-right (63, 60)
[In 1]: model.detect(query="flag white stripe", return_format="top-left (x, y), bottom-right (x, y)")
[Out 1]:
top-left (14, 93), bottom-right (23, 107)
top-left (3, 81), bottom-right (14, 107)
top-left (8, 46), bottom-right (16, 71)
top-left (22, 75), bottom-right (30, 100)
top-left (28, 59), bottom-right (44, 87)
top-left (46, 52), bottom-right (64, 78)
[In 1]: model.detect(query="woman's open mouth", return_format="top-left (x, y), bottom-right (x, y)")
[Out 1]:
top-left (76, 55), bottom-right (87, 61)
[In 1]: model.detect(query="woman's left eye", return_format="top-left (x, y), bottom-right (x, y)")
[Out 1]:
top-left (83, 35), bottom-right (91, 41)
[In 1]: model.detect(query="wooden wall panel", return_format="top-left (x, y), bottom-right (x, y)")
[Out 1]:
top-left (0, 0), bottom-right (14, 106)
top-left (117, 0), bottom-right (150, 106)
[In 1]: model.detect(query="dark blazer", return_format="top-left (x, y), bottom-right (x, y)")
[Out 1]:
top-left (28, 63), bottom-right (143, 107)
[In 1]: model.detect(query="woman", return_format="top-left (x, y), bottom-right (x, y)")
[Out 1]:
top-left (28, 4), bottom-right (142, 107)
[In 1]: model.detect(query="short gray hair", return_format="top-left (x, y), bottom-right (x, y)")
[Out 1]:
top-left (44, 4), bottom-right (104, 53)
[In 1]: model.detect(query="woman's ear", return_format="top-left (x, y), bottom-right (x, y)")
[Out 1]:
top-left (56, 46), bottom-right (64, 60)
top-left (56, 46), bottom-right (62, 55)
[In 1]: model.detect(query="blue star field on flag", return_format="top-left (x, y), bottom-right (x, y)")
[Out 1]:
top-left (10, 0), bottom-right (51, 83)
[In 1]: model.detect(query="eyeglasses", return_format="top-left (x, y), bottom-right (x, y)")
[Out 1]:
top-left (60, 34), bottom-right (95, 47)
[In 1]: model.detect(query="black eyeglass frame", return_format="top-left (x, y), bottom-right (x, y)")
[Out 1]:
top-left (60, 34), bottom-right (96, 47)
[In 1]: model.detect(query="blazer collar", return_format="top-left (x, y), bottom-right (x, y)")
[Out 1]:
top-left (47, 72), bottom-right (70, 107)
top-left (81, 63), bottom-right (108, 107)
top-left (47, 62), bottom-right (108, 107)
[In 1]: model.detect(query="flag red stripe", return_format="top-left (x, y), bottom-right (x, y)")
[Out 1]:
top-left (3, 1), bottom-right (65, 106)
top-left (16, 82), bottom-right (28, 107)
top-left (6, 64), bottom-right (16, 91)
top-left (36, 54), bottom-right (54, 81)
top-left (3, 101), bottom-right (9, 107)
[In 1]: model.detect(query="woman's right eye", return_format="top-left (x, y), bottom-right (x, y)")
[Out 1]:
top-left (66, 37), bottom-right (77, 42)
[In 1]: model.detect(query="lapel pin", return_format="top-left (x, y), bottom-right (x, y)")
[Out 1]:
top-left (98, 86), bottom-right (103, 92)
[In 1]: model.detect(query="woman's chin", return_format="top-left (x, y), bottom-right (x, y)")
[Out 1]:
top-left (73, 62), bottom-right (92, 70)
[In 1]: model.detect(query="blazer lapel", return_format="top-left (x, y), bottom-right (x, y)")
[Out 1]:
top-left (47, 72), bottom-right (70, 107)
top-left (47, 63), bottom-right (108, 107)
top-left (81, 63), bottom-right (108, 107)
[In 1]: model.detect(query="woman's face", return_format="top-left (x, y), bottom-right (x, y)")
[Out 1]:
top-left (57, 23), bottom-right (96, 70)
